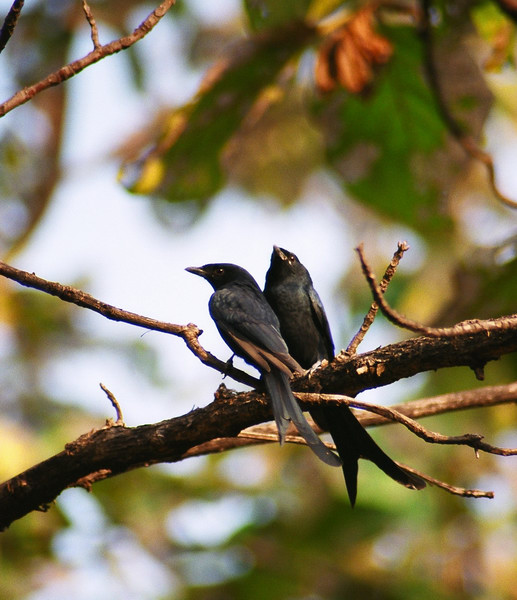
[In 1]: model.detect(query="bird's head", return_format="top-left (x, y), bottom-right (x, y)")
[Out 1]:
top-left (186, 263), bottom-right (258, 290)
top-left (267, 246), bottom-right (309, 281)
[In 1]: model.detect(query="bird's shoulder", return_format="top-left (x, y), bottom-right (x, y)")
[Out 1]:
top-left (267, 278), bottom-right (311, 308)
top-left (209, 281), bottom-right (276, 324)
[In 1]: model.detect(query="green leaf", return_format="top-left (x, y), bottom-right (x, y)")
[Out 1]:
top-left (243, 0), bottom-right (312, 32)
top-left (316, 27), bottom-right (453, 231)
top-left (122, 22), bottom-right (316, 203)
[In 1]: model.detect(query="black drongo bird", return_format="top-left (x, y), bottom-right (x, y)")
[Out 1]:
top-left (264, 246), bottom-right (425, 505)
top-left (186, 262), bottom-right (342, 467)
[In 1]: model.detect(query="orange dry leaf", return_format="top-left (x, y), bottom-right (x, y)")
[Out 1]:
top-left (315, 5), bottom-right (393, 94)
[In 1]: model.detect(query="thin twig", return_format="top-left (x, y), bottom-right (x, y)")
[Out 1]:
top-left (418, 0), bottom-right (517, 209)
top-left (0, 0), bottom-right (24, 54)
top-left (355, 244), bottom-right (517, 337)
top-left (0, 0), bottom-right (176, 117)
top-left (399, 464), bottom-right (493, 499)
top-left (347, 241), bottom-right (409, 354)
top-left (82, 0), bottom-right (101, 50)
top-left (296, 393), bottom-right (490, 451)
top-left (301, 389), bottom-right (517, 457)
top-left (204, 381), bottom-right (517, 442)
top-left (100, 383), bottom-right (124, 425)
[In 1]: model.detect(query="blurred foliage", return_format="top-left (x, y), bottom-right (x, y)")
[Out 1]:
top-left (1, 0), bottom-right (517, 599)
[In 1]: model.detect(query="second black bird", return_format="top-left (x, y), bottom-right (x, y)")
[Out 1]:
top-left (264, 246), bottom-right (425, 505)
top-left (186, 262), bottom-right (341, 467)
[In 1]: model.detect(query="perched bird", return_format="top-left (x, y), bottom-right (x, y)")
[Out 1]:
top-left (186, 262), bottom-right (342, 467)
top-left (264, 246), bottom-right (425, 505)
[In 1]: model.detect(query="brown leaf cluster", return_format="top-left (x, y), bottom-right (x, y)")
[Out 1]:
top-left (315, 6), bottom-right (392, 94)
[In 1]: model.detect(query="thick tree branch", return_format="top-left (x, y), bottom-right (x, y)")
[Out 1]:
top-left (3, 381), bottom-right (514, 529)
top-left (291, 327), bottom-right (517, 397)
top-left (0, 0), bottom-right (176, 117)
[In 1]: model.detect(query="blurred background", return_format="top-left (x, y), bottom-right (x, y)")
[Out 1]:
top-left (1, 0), bottom-right (517, 598)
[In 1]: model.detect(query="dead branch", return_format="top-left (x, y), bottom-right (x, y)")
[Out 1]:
top-left (100, 383), bottom-right (125, 425)
top-left (399, 464), bottom-right (493, 499)
top-left (0, 260), bottom-right (259, 388)
top-left (357, 382), bottom-right (517, 428)
top-left (296, 393), bottom-right (517, 455)
top-left (0, 0), bottom-right (176, 117)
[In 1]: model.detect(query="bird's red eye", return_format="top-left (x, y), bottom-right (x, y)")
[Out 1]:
top-left (215, 268), bottom-right (225, 276)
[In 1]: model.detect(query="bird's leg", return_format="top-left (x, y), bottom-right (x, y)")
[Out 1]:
top-left (306, 359), bottom-right (328, 378)
top-left (222, 354), bottom-right (236, 378)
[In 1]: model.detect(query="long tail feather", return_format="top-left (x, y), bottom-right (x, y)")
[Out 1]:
top-left (263, 371), bottom-right (342, 467)
top-left (311, 405), bottom-right (426, 506)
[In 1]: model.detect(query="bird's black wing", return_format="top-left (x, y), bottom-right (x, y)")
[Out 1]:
top-left (307, 286), bottom-right (334, 361)
top-left (210, 286), bottom-right (302, 375)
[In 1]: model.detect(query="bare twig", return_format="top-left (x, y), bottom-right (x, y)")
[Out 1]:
top-left (100, 383), bottom-right (124, 425)
top-left (400, 464), bottom-right (493, 499)
top-left (355, 244), bottom-right (517, 337)
top-left (0, 0), bottom-right (24, 54)
top-left (187, 433), bottom-right (494, 499)
top-left (347, 241), bottom-right (409, 354)
top-left (82, 0), bottom-right (101, 50)
top-left (0, 0), bottom-right (176, 117)
top-left (418, 0), bottom-right (517, 209)
top-left (0, 260), bottom-right (259, 388)
top-left (298, 392), bottom-right (517, 456)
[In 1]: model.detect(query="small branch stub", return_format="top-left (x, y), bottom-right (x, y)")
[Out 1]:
top-left (100, 383), bottom-right (124, 425)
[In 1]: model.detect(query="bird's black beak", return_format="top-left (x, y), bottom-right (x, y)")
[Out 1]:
top-left (273, 245), bottom-right (288, 261)
top-left (185, 266), bottom-right (206, 278)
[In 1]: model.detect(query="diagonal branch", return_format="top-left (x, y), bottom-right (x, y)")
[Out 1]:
top-left (398, 464), bottom-right (493, 499)
top-left (0, 0), bottom-right (24, 54)
top-left (0, 0), bottom-right (176, 117)
top-left (0, 260), bottom-right (259, 387)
